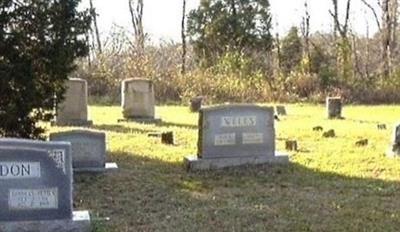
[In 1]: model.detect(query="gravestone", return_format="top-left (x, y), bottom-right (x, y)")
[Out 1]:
top-left (50, 130), bottom-right (118, 173)
top-left (326, 97), bottom-right (342, 119)
top-left (386, 123), bottom-right (400, 157)
top-left (184, 104), bottom-right (288, 170)
top-left (189, 96), bottom-right (203, 112)
top-left (55, 78), bottom-right (93, 126)
top-left (276, 105), bottom-right (287, 116)
top-left (0, 139), bottom-right (90, 232)
top-left (120, 78), bottom-right (160, 123)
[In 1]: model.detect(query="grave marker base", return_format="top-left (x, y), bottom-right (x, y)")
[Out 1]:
top-left (75, 162), bottom-right (119, 173)
top-left (52, 120), bottom-right (93, 127)
top-left (184, 152), bottom-right (289, 171)
top-left (0, 211), bottom-right (91, 232)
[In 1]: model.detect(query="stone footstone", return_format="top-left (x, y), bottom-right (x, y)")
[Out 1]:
top-left (189, 96), bottom-right (203, 112)
top-left (50, 130), bottom-right (118, 173)
top-left (54, 78), bottom-right (92, 126)
top-left (184, 104), bottom-right (289, 171)
top-left (276, 105), bottom-right (287, 116)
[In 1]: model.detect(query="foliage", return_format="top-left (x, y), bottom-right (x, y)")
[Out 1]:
top-left (279, 27), bottom-right (303, 74)
top-left (0, 0), bottom-right (91, 139)
top-left (187, 0), bottom-right (273, 67)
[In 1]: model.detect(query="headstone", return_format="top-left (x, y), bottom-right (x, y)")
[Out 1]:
top-left (120, 78), bottom-right (160, 123)
top-left (184, 104), bottom-right (288, 170)
top-left (276, 105), bottom-right (287, 116)
top-left (189, 96), bottom-right (203, 112)
top-left (386, 123), bottom-right (400, 157)
top-left (326, 97), bottom-right (342, 119)
top-left (0, 139), bottom-right (90, 232)
top-left (50, 130), bottom-right (118, 173)
top-left (55, 78), bottom-right (93, 126)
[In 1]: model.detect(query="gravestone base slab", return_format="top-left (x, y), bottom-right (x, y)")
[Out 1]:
top-left (0, 210), bottom-right (91, 232)
top-left (118, 117), bottom-right (161, 124)
top-left (75, 162), bottom-right (119, 173)
top-left (52, 120), bottom-right (93, 127)
top-left (184, 152), bottom-right (289, 171)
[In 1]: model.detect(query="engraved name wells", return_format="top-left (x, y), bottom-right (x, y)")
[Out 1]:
top-left (221, 116), bottom-right (257, 128)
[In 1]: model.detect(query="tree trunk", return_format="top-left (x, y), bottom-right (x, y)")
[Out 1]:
top-left (89, 0), bottom-right (102, 54)
top-left (181, 0), bottom-right (186, 75)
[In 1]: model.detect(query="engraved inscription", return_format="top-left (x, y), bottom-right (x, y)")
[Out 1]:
top-left (9, 188), bottom-right (58, 210)
top-left (215, 133), bottom-right (236, 146)
top-left (242, 133), bottom-right (264, 144)
top-left (48, 149), bottom-right (66, 174)
top-left (0, 162), bottom-right (40, 179)
top-left (221, 116), bottom-right (257, 128)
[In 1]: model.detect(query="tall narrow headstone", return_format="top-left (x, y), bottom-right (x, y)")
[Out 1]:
top-left (55, 78), bottom-right (93, 126)
top-left (121, 78), bottom-right (160, 122)
top-left (326, 97), bottom-right (342, 119)
top-left (0, 139), bottom-right (90, 232)
top-left (184, 104), bottom-right (288, 170)
top-left (386, 123), bottom-right (400, 157)
top-left (50, 130), bottom-right (118, 173)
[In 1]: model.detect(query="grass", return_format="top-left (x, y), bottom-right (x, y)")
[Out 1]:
top-left (47, 104), bottom-right (400, 231)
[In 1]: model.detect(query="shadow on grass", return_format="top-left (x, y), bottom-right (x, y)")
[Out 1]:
top-left (89, 124), bottom-right (155, 134)
top-left (156, 121), bottom-right (198, 130)
top-left (74, 151), bottom-right (400, 232)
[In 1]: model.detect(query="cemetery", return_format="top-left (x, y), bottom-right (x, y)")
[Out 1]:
top-left (3, 0), bottom-right (400, 231)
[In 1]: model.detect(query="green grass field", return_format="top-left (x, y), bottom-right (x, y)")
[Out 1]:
top-left (48, 104), bottom-right (400, 231)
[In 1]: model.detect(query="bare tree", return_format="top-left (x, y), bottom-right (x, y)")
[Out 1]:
top-left (128, 0), bottom-right (145, 52)
top-left (329, 0), bottom-right (352, 81)
top-left (181, 0), bottom-right (187, 75)
top-left (301, 0), bottom-right (311, 72)
top-left (89, 0), bottom-right (102, 54)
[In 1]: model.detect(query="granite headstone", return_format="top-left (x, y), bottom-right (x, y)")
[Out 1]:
top-left (50, 130), bottom-right (118, 172)
top-left (184, 104), bottom-right (288, 170)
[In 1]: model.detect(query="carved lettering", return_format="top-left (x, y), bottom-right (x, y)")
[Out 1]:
top-left (221, 116), bottom-right (257, 128)
top-left (0, 162), bottom-right (40, 179)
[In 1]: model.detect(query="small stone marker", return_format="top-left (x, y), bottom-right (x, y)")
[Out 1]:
top-left (285, 140), bottom-right (298, 151)
top-left (120, 78), bottom-right (160, 123)
top-left (276, 105), bottom-right (287, 116)
top-left (313, 126), bottom-right (323, 131)
top-left (55, 78), bottom-right (93, 126)
top-left (322, 129), bottom-right (335, 138)
top-left (386, 123), bottom-right (400, 157)
top-left (148, 131), bottom-right (175, 145)
top-left (189, 96), bottom-right (203, 112)
top-left (326, 97), bottom-right (342, 119)
top-left (184, 104), bottom-right (288, 170)
top-left (377, 124), bottom-right (387, 130)
top-left (50, 130), bottom-right (118, 173)
top-left (0, 139), bottom-right (90, 231)
top-left (355, 139), bottom-right (368, 147)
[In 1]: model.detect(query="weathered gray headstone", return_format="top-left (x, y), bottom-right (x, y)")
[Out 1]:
top-left (184, 104), bottom-right (288, 170)
top-left (55, 78), bottom-right (93, 126)
top-left (0, 139), bottom-right (90, 231)
top-left (326, 97), bottom-right (342, 119)
top-left (50, 130), bottom-right (118, 173)
top-left (121, 78), bottom-right (160, 123)
top-left (386, 123), bottom-right (400, 157)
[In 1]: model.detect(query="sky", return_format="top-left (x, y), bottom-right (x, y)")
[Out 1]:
top-left (81, 0), bottom-right (381, 43)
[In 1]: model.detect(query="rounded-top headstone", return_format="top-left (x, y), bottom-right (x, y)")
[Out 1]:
top-left (121, 78), bottom-right (155, 119)
top-left (56, 78), bottom-right (90, 125)
top-left (326, 97), bottom-right (342, 119)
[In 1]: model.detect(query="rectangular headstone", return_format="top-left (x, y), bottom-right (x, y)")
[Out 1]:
top-left (198, 104), bottom-right (275, 159)
top-left (0, 145), bottom-right (72, 221)
top-left (50, 130), bottom-right (117, 172)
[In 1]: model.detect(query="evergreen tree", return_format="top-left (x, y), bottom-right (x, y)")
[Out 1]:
top-left (187, 0), bottom-right (273, 67)
top-left (0, 0), bottom-right (91, 139)
top-left (279, 26), bottom-right (303, 74)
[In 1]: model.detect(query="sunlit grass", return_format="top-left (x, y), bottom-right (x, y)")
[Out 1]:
top-left (48, 104), bottom-right (400, 231)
